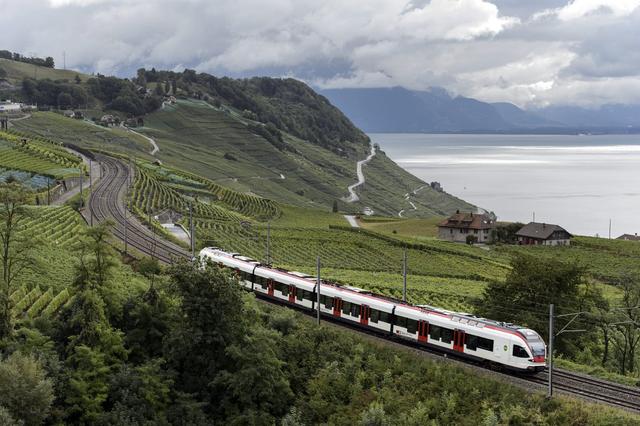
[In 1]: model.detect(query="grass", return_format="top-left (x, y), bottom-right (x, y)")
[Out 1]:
top-left (360, 216), bottom-right (443, 239)
top-left (0, 58), bottom-right (91, 85)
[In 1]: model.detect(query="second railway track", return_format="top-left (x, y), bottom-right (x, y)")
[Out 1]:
top-left (88, 155), bottom-right (190, 264)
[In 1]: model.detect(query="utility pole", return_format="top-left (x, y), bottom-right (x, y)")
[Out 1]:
top-left (124, 203), bottom-right (128, 255)
top-left (609, 219), bottom-right (612, 239)
top-left (548, 304), bottom-right (554, 398)
top-left (89, 159), bottom-right (93, 226)
top-left (316, 256), bottom-right (321, 326)
top-left (189, 202), bottom-right (195, 258)
top-left (47, 179), bottom-right (50, 205)
top-left (79, 168), bottom-right (83, 206)
top-left (266, 221), bottom-right (271, 265)
top-left (402, 248), bottom-right (408, 302)
top-left (533, 211), bottom-right (536, 222)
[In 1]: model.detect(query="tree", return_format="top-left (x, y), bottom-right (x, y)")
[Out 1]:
top-left (0, 352), bottom-right (54, 426)
top-left (57, 92), bottom-right (73, 109)
top-left (165, 261), bottom-right (247, 411)
top-left (609, 276), bottom-right (640, 374)
top-left (164, 81), bottom-right (171, 94)
top-left (0, 67), bottom-right (7, 79)
top-left (44, 57), bottom-right (54, 68)
top-left (74, 74), bottom-right (81, 84)
top-left (476, 254), bottom-right (601, 355)
top-left (332, 200), bottom-right (339, 213)
top-left (0, 184), bottom-right (35, 339)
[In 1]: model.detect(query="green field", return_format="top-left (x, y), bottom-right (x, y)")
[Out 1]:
top-left (0, 57), bottom-right (90, 85)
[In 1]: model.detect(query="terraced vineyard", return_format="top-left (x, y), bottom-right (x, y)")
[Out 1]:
top-left (139, 162), bottom-right (281, 220)
top-left (23, 205), bottom-right (86, 247)
top-left (10, 286), bottom-right (72, 319)
top-left (0, 129), bottom-right (84, 179)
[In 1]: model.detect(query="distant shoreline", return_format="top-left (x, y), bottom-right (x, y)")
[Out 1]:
top-left (366, 128), bottom-right (640, 136)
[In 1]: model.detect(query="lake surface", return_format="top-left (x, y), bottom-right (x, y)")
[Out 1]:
top-left (370, 133), bottom-right (640, 237)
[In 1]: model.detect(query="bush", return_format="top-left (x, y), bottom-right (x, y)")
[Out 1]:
top-left (466, 235), bottom-right (478, 245)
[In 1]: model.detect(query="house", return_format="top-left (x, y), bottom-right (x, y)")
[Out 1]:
top-left (516, 222), bottom-right (572, 246)
top-left (617, 233), bottom-right (640, 241)
top-left (0, 100), bottom-right (21, 113)
top-left (438, 210), bottom-right (496, 243)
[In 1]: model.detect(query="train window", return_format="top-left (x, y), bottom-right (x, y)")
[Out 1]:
top-left (441, 327), bottom-right (453, 344)
top-left (429, 324), bottom-right (442, 340)
top-left (512, 345), bottom-right (529, 358)
top-left (351, 304), bottom-right (360, 317)
top-left (296, 288), bottom-right (303, 300)
top-left (322, 295), bottom-right (333, 309)
top-left (395, 316), bottom-right (408, 329)
top-left (342, 301), bottom-right (351, 315)
top-left (257, 277), bottom-right (268, 289)
top-left (477, 337), bottom-right (494, 352)
top-left (379, 311), bottom-right (390, 323)
top-left (406, 319), bottom-right (418, 334)
top-left (370, 309), bottom-right (379, 323)
top-left (465, 334), bottom-right (478, 351)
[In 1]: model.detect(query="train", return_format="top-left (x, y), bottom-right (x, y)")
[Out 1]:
top-left (199, 247), bottom-right (547, 372)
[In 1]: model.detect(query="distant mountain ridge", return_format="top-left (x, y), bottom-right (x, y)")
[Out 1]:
top-left (320, 86), bottom-right (640, 133)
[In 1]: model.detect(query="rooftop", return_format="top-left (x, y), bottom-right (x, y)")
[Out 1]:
top-left (438, 211), bottom-right (495, 230)
top-left (516, 222), bottom-right (571, 240)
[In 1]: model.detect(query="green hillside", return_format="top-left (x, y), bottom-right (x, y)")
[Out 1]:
top-left (0, 57), bottom-right (89, 85)
top-left (13, 100), bottom-right (473, 216)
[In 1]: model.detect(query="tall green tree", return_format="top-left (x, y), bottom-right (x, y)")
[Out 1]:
top-left (476, 254), bottom-right (603, 355)
top-left (0, 352), bottom-right (54, 426)
top-left (165, 261), bottom-right (246, 411)
top-left (0, 184), bottom-right (34, 339)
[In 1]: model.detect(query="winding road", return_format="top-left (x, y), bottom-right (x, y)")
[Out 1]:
top-left (88, 155), bottom-right (189, 264)
top-left (124, 126), bottom-right (159, 156)
top-left (344, 145), bottom-right (376, 203)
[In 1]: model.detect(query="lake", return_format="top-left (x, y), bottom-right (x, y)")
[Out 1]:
top-left (370, 133), bottom-right (640, 237)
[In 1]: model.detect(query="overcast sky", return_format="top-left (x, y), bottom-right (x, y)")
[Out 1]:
top-left (1, 0), bottom-right (639, 108)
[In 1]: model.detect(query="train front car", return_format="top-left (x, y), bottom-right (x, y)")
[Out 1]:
top-left (516, 328), bottom-right (547, 372)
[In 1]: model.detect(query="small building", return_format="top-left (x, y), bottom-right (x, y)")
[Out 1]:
top-left (0, 100), bottom-right (21, 113)
top-left (438, 211), bottom-right (495, 243)
top-left (516, 222), bottom-right (572, 246)
top-left (617, 233), bottom-right (640, 241)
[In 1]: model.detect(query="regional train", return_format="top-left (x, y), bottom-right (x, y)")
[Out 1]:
top-left (199, 247), bottom-right (547, 372)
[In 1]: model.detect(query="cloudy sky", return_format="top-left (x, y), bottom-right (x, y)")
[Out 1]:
top-left (1, 0), bottom-right (639, 108)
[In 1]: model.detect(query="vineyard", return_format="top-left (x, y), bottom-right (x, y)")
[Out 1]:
top-left (0, 129), bottom-right (84, 179)
top-left (6, 206), bottom-right (84, 321)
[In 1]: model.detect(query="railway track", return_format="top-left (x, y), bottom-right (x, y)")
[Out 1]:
top-left (88, 155), bottom-right (190, 264)
top-left (86, 153), bottom-right (640, 413)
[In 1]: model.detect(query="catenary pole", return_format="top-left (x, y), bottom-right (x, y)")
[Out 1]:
top-left (402, 248), bottom-right (407, 302)
top-left (124, 202), bottom-right (128, 255)
top-left (189, 202), bottom-right (195, 258)
top-left (316, 256), bottom-right (321, 325)
top-left (548, 303), bottom-right (554, 398)
top-left (266, 221), bottom-right (271, 265)
top-left (89, 159), bottom-right (93, 226)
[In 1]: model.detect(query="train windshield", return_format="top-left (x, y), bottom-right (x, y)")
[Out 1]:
top-left (519, 329), bottom-right (546, 357)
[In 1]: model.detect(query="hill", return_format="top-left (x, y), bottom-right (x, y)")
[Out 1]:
top-left (13, 100), bottom-right (473, 217)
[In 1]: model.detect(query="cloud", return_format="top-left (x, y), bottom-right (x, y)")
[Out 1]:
top-left (0, 0), bottom-right (639, 107)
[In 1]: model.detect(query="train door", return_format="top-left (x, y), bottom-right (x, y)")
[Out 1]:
top-left (360, 305), bottom-right (369, 326)
top-left (333, 298), bottom-right (342, 317)
top-left (267, 279), bottom-right (274, 297)
top-left (453, 330), bottom-right (465, 352)
top-left (418, 321), bottom-right (429, 343)
top-left (288, 285), bottom-right (296, 303)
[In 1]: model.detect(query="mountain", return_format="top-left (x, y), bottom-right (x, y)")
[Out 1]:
top-left (321, 86), bottom-right (640, 133)
top-left (534, 104), bottom-right (640, 128)
top-left (320, 86), bottom-right (553, 133)
top-left (7, 60), bottom-right (473, 217)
